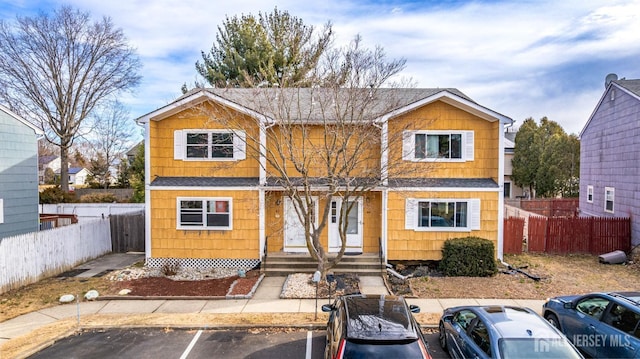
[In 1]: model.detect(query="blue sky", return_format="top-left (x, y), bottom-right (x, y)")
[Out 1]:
top-left (2, 0), bottom-right (639, 135)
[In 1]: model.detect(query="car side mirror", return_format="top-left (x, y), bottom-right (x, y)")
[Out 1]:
top-left (409, 304), bottom-right (421, 313)
top-left (563, 302), bottom-right (574, 310)
top-left (322, 304), bottom-right (335, 312)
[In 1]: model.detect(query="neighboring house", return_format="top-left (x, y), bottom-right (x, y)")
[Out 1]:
top-left (38, 155), bottom-right (61, 184)
top-left (126, 140), bottom-right (143, 164)
top-left (503, 136), bottom-right (526, 199)
top-left (579, 75), bottom-right (640, 246)
top-left (136, 88), bottom-right (513, 269)
top-left (56, 167), bottom-right (91, 186)
top-left (0, 104), bottom-right (43, 239)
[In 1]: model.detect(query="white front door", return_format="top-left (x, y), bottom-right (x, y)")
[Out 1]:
top-left (284, 197), bottom-right (317, 253)
top-left (328, 198), bottom-right (363, 253)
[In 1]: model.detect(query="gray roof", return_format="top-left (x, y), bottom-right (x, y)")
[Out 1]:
top-left (151, 177), bottom-right (260, 187)
top-left (178, 87), bottom-right (475, 122)
top-left (615, 79), bottom-right (640, 97)
top-left (388, 178), bottom-right (498, 188)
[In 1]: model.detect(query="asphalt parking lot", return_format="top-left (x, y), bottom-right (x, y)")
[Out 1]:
top-left (27, 328), bottom-right (449, 359)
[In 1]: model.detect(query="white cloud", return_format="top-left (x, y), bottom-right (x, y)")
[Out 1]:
top-left (1, 0), bottom-right (638, 135)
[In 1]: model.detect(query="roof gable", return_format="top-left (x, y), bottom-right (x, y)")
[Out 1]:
top-left (580, 79), bottom-right (640, 137)
top-left (0, 104), bottom-right (43, 135)
top-left (136, 88), bottom-right (513, 125)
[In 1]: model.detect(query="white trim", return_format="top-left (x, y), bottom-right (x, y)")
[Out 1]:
top-left (144, 121), bottom-right (152, 259)
top-left (587, 185), bottom-right (594, 203)
top-left (604, 187), bottom-right (615, 214)
top-left (377, 90), bottom-right (513, 124)
top-left (381, 189), bottom-right (388, 262)
top-left (259, 189), bottom-right (265, 261)
top-left (178, 129), bottom-right (246, 161)
top-left (176, 197), bottom-right (233, 230)
top-left (403, 130), bottom-right (472, 162)
top-left (406, 198), bottom-right (480, 232)
top-left (136, 89), bottom-right (272, 125)
top-left (381, 121), bottom-right (389, 185)
top-left (497, 124), bottom-right (505, 260)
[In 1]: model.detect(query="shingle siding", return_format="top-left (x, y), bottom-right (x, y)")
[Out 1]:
top-left (0, 110), bottom-right (40, 239)
top-left (580, 84), bottom-right (640, 245)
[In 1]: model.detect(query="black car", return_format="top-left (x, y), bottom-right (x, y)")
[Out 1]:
top-left (321, 294), bottom-right (432, 359)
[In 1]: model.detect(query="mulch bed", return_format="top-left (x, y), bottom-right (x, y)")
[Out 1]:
top-left (113, 270), bottom-right (261, 297)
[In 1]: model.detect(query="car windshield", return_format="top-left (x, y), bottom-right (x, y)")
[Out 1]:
top-left (498, 338), bottom-right (582, 359)
top-left (344, 339), bottom-right (425, 358)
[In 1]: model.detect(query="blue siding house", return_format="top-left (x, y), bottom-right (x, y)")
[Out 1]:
top-left (0, 104), bottom-right (43, 239)
top-left (579, 75), bottom-right (640, 246)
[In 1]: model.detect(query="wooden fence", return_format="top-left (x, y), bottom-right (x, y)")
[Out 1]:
top-left (503, 217), bottom-right (524, 254)
top-left (504, 216), bottom-right (631, 255)
top-left (0, 218), bottom-right (111, 294)
top-left (110, 210), bottom-right (145, 253)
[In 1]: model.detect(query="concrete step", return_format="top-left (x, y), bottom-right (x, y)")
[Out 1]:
top-left (262, 253), bottom-right (385, 276)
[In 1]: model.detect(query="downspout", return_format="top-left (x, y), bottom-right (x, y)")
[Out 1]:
top-left (135, 118), bottom-right (152, 261)
top-left (375, 120), bottom-right (388, 266)
top-left (259, 118), bottom-right (276, 262)
top-left (498, 123), bottom-right (505, 261)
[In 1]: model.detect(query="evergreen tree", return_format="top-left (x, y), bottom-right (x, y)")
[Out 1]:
top-left (195, 8), bottom-right (332, 88)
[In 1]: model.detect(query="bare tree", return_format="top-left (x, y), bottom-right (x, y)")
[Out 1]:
top-left (88, 100), bottom-right (136, 188)
top-left (193, 36), bottom-right (425, 275)
top-left (0, 6), bottom-right (141, 192)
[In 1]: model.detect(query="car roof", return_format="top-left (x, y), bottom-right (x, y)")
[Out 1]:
top-left (472, 306), bottom-right (562, 339)
top-left (609, 291), bottom-right (640, 306)
top-left (341, 294), bottom-right (419, 341)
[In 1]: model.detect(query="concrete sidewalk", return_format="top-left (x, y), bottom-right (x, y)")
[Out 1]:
top-left (0, 253), bottom-right (546, 347)
top-left (0, 274), bottom-right (545, 345)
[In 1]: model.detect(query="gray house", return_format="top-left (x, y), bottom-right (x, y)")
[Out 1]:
top-left (0, 104), bottom-right (43, 239)
top-left (579, 75), bottom-right (640, 246)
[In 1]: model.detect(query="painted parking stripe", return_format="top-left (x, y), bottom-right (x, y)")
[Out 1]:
top-left (179, 329), bottom-right (203, 359)
top-left (306, 331), bottom-right (313, 359)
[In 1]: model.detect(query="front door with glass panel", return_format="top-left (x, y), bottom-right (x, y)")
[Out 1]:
top-left (328, 198), bottom-right (363, 253)
top-left (284, 197), bottom-right (317, 253)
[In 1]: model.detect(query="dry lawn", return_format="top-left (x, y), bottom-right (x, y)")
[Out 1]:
top-left (410, 253), bottom-right (640, 299)
top-left (3, 253), bottom-right (639, 358)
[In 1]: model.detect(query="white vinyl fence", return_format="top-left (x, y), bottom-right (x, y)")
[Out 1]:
top-left (0, 217), bottom-right (112, 294)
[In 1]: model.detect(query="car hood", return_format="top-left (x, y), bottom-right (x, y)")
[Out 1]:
top-left (548, 294), bottom-right (581, 303)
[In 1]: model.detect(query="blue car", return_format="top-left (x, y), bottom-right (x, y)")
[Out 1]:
top-left (543, 291), bottom-right (640, 358)
top-left (439, 305), bottom-right (583, 359)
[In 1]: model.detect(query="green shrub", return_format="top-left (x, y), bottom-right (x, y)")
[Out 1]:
top-left (79, 192), bottom-right (118, 203)
top-left (439, 237), bottom-right (498, 277)
top-left (39, 186), bottom-right (76, 204)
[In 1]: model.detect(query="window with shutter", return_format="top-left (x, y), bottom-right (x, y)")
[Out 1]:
top-left (403, 130), bottom-right (474, 162)
top-left (174, 130), bottom-right (246, 161)
top-left (177, 197), bottom-right (233, 230)
top-left (405, 198), bottom-right (480, 231)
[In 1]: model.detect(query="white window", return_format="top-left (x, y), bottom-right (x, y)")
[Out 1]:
top-left (604, 187), bottom-right (615, 213)
top-left (587, 185), bottom-right (594, 203)
top-left (177, 197), bottom-right (232, 230)
top-left (405, 198), bottom-right (480, 231)
top-left (174, 130), bottom-right (246, 161)
top-left (403, 130), bottom-right (474, 162)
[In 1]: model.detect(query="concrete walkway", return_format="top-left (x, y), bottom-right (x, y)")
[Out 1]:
top-left (0, 253), bottom-right (546, 346)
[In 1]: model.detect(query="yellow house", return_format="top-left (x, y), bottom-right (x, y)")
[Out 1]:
top-left (136, 88), bottom-right (513, 270)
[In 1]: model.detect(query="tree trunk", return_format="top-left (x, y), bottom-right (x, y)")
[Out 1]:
top-left (59, 145), bottom-right (70, 193)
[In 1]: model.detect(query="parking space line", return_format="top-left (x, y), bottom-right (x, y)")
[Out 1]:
top-left (306, 331), bottom-right (313, 359)
top-left (179, 329), bottom-right (203, 359)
